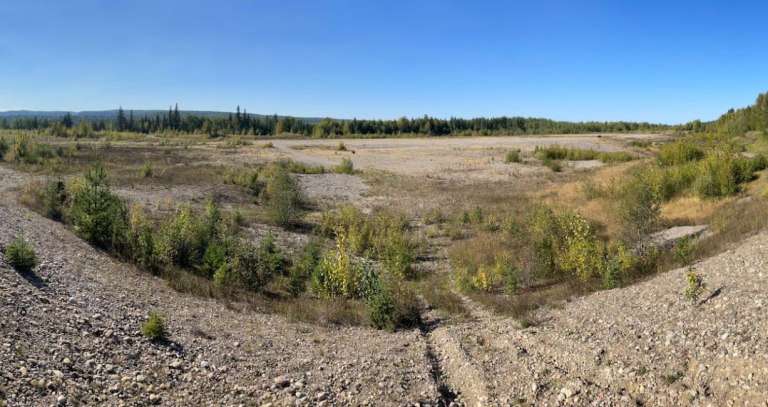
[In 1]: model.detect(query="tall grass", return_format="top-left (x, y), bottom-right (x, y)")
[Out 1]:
top-left (535, 145), bottom-right (636, 163)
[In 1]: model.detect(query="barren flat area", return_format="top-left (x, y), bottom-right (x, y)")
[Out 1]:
top-left (270, 133), bottom-right (665, 176)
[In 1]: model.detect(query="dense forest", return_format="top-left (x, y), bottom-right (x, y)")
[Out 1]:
top-left (678, 90), bottom-right (768, 137)
top-left (3, 91), bottom-right (767, 139)
top-left (0, 104), bottom-right (672, 138)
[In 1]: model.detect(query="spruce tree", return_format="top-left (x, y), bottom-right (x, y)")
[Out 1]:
top-left (117, 107), bottom-right (127, 131)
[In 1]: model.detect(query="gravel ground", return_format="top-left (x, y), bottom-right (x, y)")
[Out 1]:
top-left (2, 162), bottom-right (768, 406)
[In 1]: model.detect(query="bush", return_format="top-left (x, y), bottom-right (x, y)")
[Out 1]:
top-left (226, 235), bottom-right (283, 291)
top-left (141, 312), bottom-right (168, 342)
top-left (127, 204), bottom-right (158, 272)
top-left (69, 159), bottom-right (129, 252)
top-left (157, 207), bottom-right (200, 268)
top-left (200, 242), bottom-right (226, 279)
top-left (223, 167), bottom-right (261, 196)
top-left (659, 140), bottom-right (704, 166)
top-left (42, 177), bottom-right (66, 221)
top-left (683, 270), bottom-right (706, 302)
top-left (288, 238), bottom-right (323, 297)
top-left (334, 157), bottom-right (354, 174)
top-left (313, 233), bottom-right (365, 298)
top-left (264, 166), bottom-right (304, 228)
top-left (318, 205), bottom-right (419, 278)
top-left (0, 136), bottom-right (8, 160)
top-left (535, 145), bottom-right (634, 163)
top-left (505, 149), bottom-right (521, 163)
top-left (140, 160), bottom-right (153, 178)
top-left (5, 230), bottom-right (39, 272)
top-left (674, 237), bottom-right (696, 266)
top-left (337, 141), bottom-right (347, 151)
top-left (542, 158), bottom-right (562, 172)
top-left (366, 275), bottom-right (421, 331)
top-left (619, 167), bottom-right (661, 244)
top-left (422, 207), bottom-right (445, 225)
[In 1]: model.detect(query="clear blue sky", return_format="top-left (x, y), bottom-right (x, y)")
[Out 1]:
top-left (1, 0), bottom-right (766, 124)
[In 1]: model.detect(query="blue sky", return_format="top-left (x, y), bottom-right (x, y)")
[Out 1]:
top-left (0, 0), bottom-right (766, 124)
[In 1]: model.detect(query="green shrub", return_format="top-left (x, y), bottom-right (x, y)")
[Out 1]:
top-left (619, 167), bottom-right (661, 244)
top-left (542, 158), bottom-right (562, 172)
top-left (535, 145), bottom-right (634, 163)
top-left (337, 141), bottom-right (347, 151)
top-left (313, 233), bottom-right (365, 298)
top-left (127, 204), bottom-right (158, 272)
top-left (468, 206), bottom-right (483, 225)
top-left (200, 242), bottom-right (226, 279)
top-left (422, 207), bottom-right (445, 225)
top-left (42, 177), bottom-right (66, 221)
top-left (659, 140), bottom-right (704, 166)
top-left (223, 167), bottom-right (261, 195)
top-left (628, 140), bottom-right (651, 148)
top-left (288, 238), bottom-right (323, 297)
top-left (157, 207), bottom-right (200, 268)
top-left (684, 269), bottom-right (706, 302)
top-left (141, 312), bottom-right (168, 342)
top-left (674, 237), bottom-right (696, 266)
top-left (318, 205), bottom-right (418, 276)
top-left (264, 166), bottom-right (304, 228)
top-left (5, 230), bottom-right (39, 272)
top-left (505, 149), bottom-right (521, 163)
top-left (226, 235), bottom-right (283, 291)
top-left (10, 133), bottom-right (30, 163)
top-left (140, 160), bottom-right (153, 178)
top-left (0, 136), bottom-right (8, 160)
top-left (366, 276), bottom-right (421, 331)
top-left (69, 159), bottom-right (129, 253)
top-left (334, 157), bottom-right (354, 174)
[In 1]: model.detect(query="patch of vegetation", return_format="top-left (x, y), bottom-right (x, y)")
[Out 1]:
top-left (141, 312), bottom-right (168, 342)
top-left (535, 145), bottom-right (635, 163)
top-left (659, 140), bottom-right (704, 166)
top-left (628, 140), bottom-right (651, 148)
top-left (683, 269), bottom-right (706, 303)
top-left (264, 165), bottom-right (305, 228)
top-left (140, 160), bottom-right (153, 178)
top-left (318, 204), bottom-right (421, 279)
top-left (542, 158), bottom-right (562, 172)
top-left (665, 372), bottom-right (684, 385)
top-left (5, 230), bottom-right (39, 272)
top-left (505, 149), bottom-right (522, 163)
top-left (334, 157), bottom-right (354, 174)
top-left (69, 159), bottom-right (129, 252)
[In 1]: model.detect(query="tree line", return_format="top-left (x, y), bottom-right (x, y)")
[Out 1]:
top-left (0, 104), bottom-right (677, 138)
top-left (679, 89), bottom-right (768, 137)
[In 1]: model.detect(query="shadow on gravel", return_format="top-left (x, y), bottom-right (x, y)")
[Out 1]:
top-left (417, 315), bottom-right (459, 406)
top-left (18, 269), bottom-right (48, 289)
top-left (701, 286), bottom-right (724, 305)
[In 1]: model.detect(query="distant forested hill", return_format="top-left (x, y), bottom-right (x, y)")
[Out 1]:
top-left (0, 109), bottom-right (327, 124)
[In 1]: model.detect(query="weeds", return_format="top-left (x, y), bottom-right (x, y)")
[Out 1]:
top-left (505, 149), bottom-right (522, 163)
top-left (140, 160), bottom-right (153, 178)
top-left (334, 157), bottom-right (354, 174)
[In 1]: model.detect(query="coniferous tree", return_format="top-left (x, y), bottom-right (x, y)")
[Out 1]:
top-left (173, 103), bottom-right (181, 130)
top-left (117, 107), bottom-right (128, 131)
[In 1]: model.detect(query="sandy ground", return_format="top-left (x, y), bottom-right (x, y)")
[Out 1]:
top-left (270, 133), bottom-right (664, 177)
